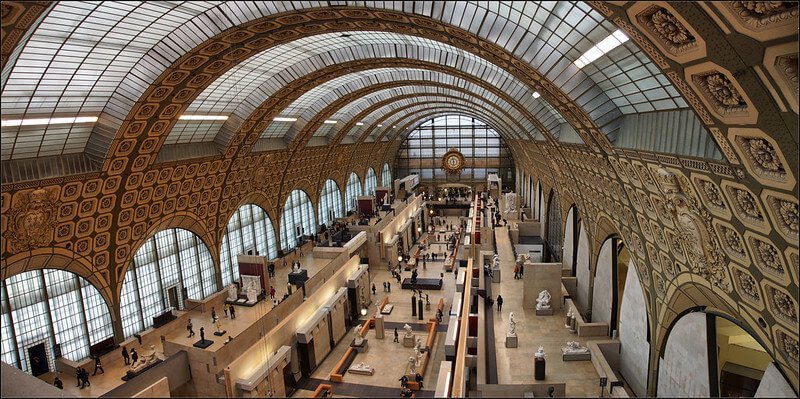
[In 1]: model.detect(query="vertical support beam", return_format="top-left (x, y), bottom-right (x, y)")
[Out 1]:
top-left (707, 314), bottom-right (719, 397)
top-left (610, 238), bottom-right (620, 336)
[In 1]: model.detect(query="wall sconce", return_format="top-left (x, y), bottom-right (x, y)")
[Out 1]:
top-left (360, 307), bottom-right (367, 316)
top-left (398, 255), bottom-right (403, 262)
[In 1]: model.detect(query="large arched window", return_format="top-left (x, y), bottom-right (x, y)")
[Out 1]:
top-left (318, 179), bottom-right (344, 227)
top-left (220, 204), bottom-right (279, 287)
top-left (120, 228), bottom-right (217, 338)
top-left (280, 190), bottom-right (317, 251)
top-left (344, 172), bottom-right (362, 212)
top-left (382, 163), bottom-right (392, 187)
top-left (396, 115), bottom-right (513, 182)
top-left (1, 270), bottom-right (113, 373)
top-left (364, 167), bottom-right (377, 196)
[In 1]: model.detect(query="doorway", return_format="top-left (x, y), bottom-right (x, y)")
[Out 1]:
top-left (167, 285), bottom-right (179, 310)
top-left (28, 342), bottom-right (49, 376)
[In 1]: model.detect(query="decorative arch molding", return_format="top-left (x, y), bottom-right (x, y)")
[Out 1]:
top-left (222, 191), bottom-right (280, 248)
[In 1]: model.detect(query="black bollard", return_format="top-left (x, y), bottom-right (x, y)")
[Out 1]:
top-left (411, 295), bottom-right (417, 317)
top-left (418, 298), bottom-right (424, 320)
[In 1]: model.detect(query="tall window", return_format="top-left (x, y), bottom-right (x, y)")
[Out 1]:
top-left (364, 167), bottom-right (377, 196)
top-left (396, 115), bottom-right (513, 182)
top-left (1, 270), bottom-right (113, 373)
top-left (381, 163), bottom-right (392, 187)
top-left (344, 172), bottom-right (362, 211)
top-left (220, 204), bottom-right (279, 287)
top-left (280, 190), bottom-right (316, 251)
top-left (318, 179), bottom-right (344, 227)
top-left (120, 228), bottom-right (217, 338)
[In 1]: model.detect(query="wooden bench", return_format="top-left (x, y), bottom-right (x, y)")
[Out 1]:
top-left (330, 318), bottom-right (373, 382)
top-left (312, 383), bottom-right (333, 397)
top-left (379, 296), bottom-right (390, 312)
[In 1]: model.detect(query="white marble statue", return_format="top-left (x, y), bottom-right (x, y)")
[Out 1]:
top-left (403, 323), bottom-right (413, 337)
top-left (562, 341), bottom-right (590, 354)
top-left (215, 318), bottom-right (224, 333)
top-left (130, 345), bottom-right (158, 372)
top-left (492, 254), bottom-right (500, 269)
top-left (508, 312), bottom-right (517, 336)
top-left (243, 275), bottom-right (259, 303)
top-left (353, 324), bottom-right (364, 345)
top-left (536, 290), bottom-right (552, 310)
top-left (408, 356), bottom-right (418, 374)
top-left (227, 283), bottom-right (238, 302)
top-left (292, 262), bottom-right (301, 273)
top-left (565, 308), bottom-right (574, 328)
top-left (535, 345), bottom-right (546, 359)
top-left (504, 192), bottom-right (518, 214)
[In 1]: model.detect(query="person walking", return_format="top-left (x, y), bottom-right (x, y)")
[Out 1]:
top-left (130, 348), bottom-right (139, 365)
top-left (80, 367), bottom-right (90, 388)
top-left (387, 281), bottom-right (391, 292)
top-left (187, 319), bottom-right (195, 337)
top-left (75, 368), bottom-right (82, 387)
top-left (393, 328), bottom-right (399, 343)
top-left (519, 263), bottom-right (524, 277)
top-left (229, 304), bottom-right (236, 320)
top-left (513, 264), bottom-right (520, 280)
top-left (372, 283), bottom-right (376, 296)
top-left (92, 355), bottom-right (104, 375)
top-left (53, 377), bottom-right (63, 389)
top-left (269, 285), bottom-right (276, 299)
top-left (121, 346), bottom-right (130, 365)
top-left (496, 295), bottom-right (504, 311)
top-left (211, 307), bottom-right (218, 324)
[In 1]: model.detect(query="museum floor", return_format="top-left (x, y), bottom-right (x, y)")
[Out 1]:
top-left (37, 213), bottom-right (625, 398)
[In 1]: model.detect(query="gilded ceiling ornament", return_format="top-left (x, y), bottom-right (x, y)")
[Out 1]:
top-left (777, 200), bottom-right (799, 235)
top-left (734, 269), bottom-right (760, 301)
top-left (777, 331), bottom-right (799, 366)
top-left (738, 1), bottom-right (792, 16)
top-left (720, 226), bottom-right (746, 256)
top-left (698, 181), bottom-right (725, 208)
top-left (775, 54), bottom-right (798, 92)
top-left (705, 73), bottom-right (746, 107)
top-left (754, 239), bottom-right (785, 275)
top-left (769, 288), bottom-right (798, 324)
top-left (747, 138), bottom-right (785, 173)
top-left (656, 168), bottom-right (730, 291)
top-left (651, 8), bottom-right (694, 45)
top-left (733, 188), bottom-right (763, 221)
top-left (3, 187), bottom-right (60, 254)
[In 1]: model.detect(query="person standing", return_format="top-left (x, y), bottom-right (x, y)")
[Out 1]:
top-left (92, 355), bottom-right (104, 375)
top-left (130, 348), bottom-right (139, 365)
top-left (513, 264), bottom-right (520, 280)
top-left (383, 282), bottom-right (387, 292)
top-left (121, 346), bottom-right (130, 365)
top-left (75, 368), bottom-right (82, 387)
top-left (53, 377), bottom-right (63, 389)
top-left (415, 373), bottom-right (424, 389)
top-left (80, 367), bottom-right (90, 388)
top-left (496, 295), bottom-right (504, 311)
top-left (269, 285), bottom-right (276, 299)
top-left (393, 328), bottom-right (399, 343)
top-left (519, 263), bottom-right (524, 277)
top-left (387, 281), bottom-right (391, 292)
top-left (211, 307), bottom-right (217, 324)
top-left (287, 282), bottom-right (292, 295)
top-left (187, 319), bottom-right (195, 338)
top-left (371, 283), bottom-right (376, 296)
top-left (229, 304), bottom-right (236, 319)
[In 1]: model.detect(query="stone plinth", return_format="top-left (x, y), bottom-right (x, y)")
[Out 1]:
top-left (536, 308), bottom-right (554, 316)
top-left (403, 334), bottom-right (416, 348)
top-left (561, 351), bottom-right (591, 361)
top-left (505, 334), bottom-right (518, 348)
top-left (350, 338), bottom-right (368, 353)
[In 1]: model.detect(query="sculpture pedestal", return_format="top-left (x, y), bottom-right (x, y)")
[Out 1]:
top-left (403, 334), bottom-right (416, 348)
top-left (492, 268), bottom-right (501, 283)
top-left (375, 315), bottom-right (385, 339)
top-left (350, 338), bottom-right (368, 353)
top-left (536, 308), bottom-right (553, 316)
top-left (213, 330), bottom-right (227, 336)
top-left (193, 339), bottom-right (214, 349)
top-left (534, 357), bottom-right (546, 380)
top-left (505, 334), bottom-right (518, 348)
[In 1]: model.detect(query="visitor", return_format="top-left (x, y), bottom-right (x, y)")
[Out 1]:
top-left (53, 376), bottom-right (63, 389)
top-left (387, 281), bottom-right (391, 292)
top-left (394, 328), bottom-right (399, 343)
top-left (187, 319), bottom-right (195, 338)
top-left (436, 308), bottom-right (443, 323)
top-left (268, 263), bottom-right (275, 277)
top-left (383, 282), bottom-right (387, 292)
top-left (519, 263), bottom-right (524, 277)
top-left (287, 282), bottom-right (292, 295)
top-left (80, 367), bottom-right (90, 388)
top-left (514, 264), bottom-right (520, 280)
top-left (269, 285), bottom-right (276, 299)
top-left (372, 283), bottom-right (376, 296)
top-left (92, 355), bottom-right (104, 375)
top-left (75, 368), bottom-right (81, 387)
top-left (229, 304), bottom-right (236, 320)
top-left (399, 374), bottom-right (409, 388)
top-left (130, 348), bottom-right (139, 365)
top-left (415, 373), bottom-right (424, 389)
top-left (497, 295), bottom-right (504, 311)
top-left (121, 346), bottom-right (130, 365)
top-left (211, 307), bottom-right (217, 323)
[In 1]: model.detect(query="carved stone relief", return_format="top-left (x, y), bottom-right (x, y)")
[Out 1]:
top-left (723, 183), bottom-right (770, 233)
top-left (776, 329), bottom-right (799, 369)
top-left (715, 222), bottom-right (749, 263)
top-left (763, 193), bottom-right (799, 244)
top-left (633, 5), bottom-right (701, 60)
top-left (655, 168), bottom-right (730, 292)
top-left (746, 234), bottom-right (788, 283)
top-left (685, 63), bottom-right (758, 124)
top-left (3, 187), bottom-right (60, 254)
top-left (732, 267), bottom-right (760, 303)
top-left (729, 129), bottom-right (796, 190)
top-left (729, 1), bottom-right (799, 29)
top-left (765, 284), bottom-right (798, 327)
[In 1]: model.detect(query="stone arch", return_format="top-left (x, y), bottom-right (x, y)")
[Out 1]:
top-left (563, 204), bottom-right (580, 277)
top-left (544, 188), bottom-right (563, 262)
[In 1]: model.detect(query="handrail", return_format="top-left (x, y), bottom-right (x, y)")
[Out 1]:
top-left (450, 257), bottom-right (473, 397)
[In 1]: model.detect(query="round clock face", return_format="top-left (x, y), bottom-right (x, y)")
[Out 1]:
top-left (442, 148), bottom-right (465, 174)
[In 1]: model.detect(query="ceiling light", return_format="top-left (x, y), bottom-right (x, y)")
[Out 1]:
top-left (532, 92), bottom-right (541, 99)
top-left (178, 115), bottom-right (228, 121)
top-left (1, 116), bottom-right (98, 127)
top-left (393, 125), bottom-right (397, 128)
top-left (273, 117), bottom-right (298, 122)
top-left (356, 122), bottom-right (364, 126)
top-left (377, 124), bottom-right (383, 127)
top-left (574, 29), bottom-right (629, 69)
top-left (323, 120), bottom-right (338, 124)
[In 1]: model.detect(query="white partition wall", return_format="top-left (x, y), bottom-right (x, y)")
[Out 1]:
top-left (591, 238), bottom-right (614, 326)
top-left (575, 223), bottom-right (591, 315)
top-left (618, 261), bottom-right (649, 397)
top-left (657, 312), bottom-right (710, 397)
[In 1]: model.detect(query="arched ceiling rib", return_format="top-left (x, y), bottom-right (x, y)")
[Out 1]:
top-left (1, 1), bottom-right (687, 163)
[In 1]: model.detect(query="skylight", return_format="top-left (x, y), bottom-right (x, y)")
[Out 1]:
top-left (273, 117), bottom-right (298, 122)
top-left (178, 115), bottom-right (228, 121)
top-left (1, 116), bottom-right (98, 127)
top-left (574, 29), bottom-right (629, 69)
